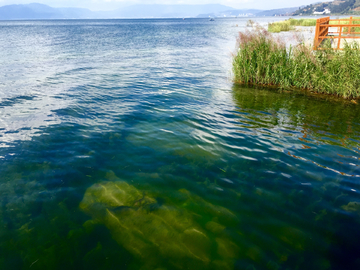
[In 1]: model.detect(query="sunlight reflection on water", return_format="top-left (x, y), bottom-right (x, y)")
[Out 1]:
top-left (0, 18), bottom-right (359, 270)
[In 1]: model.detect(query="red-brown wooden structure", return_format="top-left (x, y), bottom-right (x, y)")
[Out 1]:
top-left (314, 16), bottom-right (360, 50)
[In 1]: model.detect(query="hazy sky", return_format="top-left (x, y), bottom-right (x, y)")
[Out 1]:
top-left (0, 0), bottom-right (318, 11)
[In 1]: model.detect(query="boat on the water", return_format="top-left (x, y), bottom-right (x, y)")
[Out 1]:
top-left (209, 18), bottom-right (215, 21)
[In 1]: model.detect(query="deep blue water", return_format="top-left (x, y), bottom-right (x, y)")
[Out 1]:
top-left (0, 18), bottom-right (360, 270)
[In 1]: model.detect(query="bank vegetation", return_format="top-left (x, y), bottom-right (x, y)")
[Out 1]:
top-left (232, 26), bottom-right (360, 98)
top-left (268, 18), bottom-right (317, 33)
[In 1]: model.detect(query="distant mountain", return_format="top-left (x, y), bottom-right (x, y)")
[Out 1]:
top-left (109, 4), bottom-right (235, 18)
top-left (0, 3), bottom-right (236, 20)
top-left (0, 2), bottom-right (314, 20)
top-left (197, 7), bottom-right (302, 18)
top-left (197, 9), bottom-right (263, 18)
top-left (293, 0), bottom-right (360, 15)
top-left (256, 7), bottom-right (300, 16)
top-left (0, 3), bottom-right (56, 19)
top-left (56, 7), bottom-right (96, 19)
top-left (0, 3), bottom-right (95, 19)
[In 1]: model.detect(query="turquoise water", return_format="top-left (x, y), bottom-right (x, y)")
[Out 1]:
top-left (0, 18), bottom-right (360, 270)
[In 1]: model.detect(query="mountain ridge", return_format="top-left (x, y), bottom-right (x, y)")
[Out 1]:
top-left (0, 3), bottom-right (95, 19)
top-left (0, 3), bottom-right (238, 19)
top-left (0, 2), bottom-right (313, 20)
top-left (293, 0), bottom-right (360, 15)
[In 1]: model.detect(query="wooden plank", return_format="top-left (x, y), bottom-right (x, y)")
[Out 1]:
top-left (319, 27), bottom-right (328, 36)
top-left (320, 36), bottom-right (360, 39)
top-left (325, 24), bottom-right (360, 27)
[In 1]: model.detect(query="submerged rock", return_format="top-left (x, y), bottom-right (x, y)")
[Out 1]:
top-left (80, 177), bottom-right (240, 269)
top-left (341, 201), bottom-right (360, 214)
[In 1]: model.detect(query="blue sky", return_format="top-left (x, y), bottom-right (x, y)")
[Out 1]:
top-left (0, 0), bottom-right (319, 11)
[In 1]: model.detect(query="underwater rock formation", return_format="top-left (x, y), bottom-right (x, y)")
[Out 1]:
top-left (341, 201), bottom-right (360, 214)
top-left (80, 178), bottom-right (240, 269)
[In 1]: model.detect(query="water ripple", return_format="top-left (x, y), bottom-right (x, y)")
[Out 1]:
top-left (0, 18), bottom-right (360, 270)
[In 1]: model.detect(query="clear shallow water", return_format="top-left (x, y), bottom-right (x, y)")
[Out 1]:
top-left (0, 18), bottom-right (360, 270)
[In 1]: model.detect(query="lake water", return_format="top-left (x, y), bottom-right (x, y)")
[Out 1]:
top-left (0, 18), bottom-right (359, 270)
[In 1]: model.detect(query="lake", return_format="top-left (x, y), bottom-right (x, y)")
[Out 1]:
top-left (0, 18), bottom-right (359, 270)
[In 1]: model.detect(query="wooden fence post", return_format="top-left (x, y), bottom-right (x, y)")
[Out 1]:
top-left (348, 16), bottom-right (353, 35)
top-left (337, 26), bottom-right (342, 49)
top-left (314, 18), bottom-right (320, 50)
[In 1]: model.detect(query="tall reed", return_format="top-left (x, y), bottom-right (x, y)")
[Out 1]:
top-left (233, 27), bottom-right (360, 98)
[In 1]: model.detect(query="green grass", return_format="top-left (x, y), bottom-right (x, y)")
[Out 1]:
top-left (330, 17), bottom-right (360, 33)
top-left (268, 21), bottom-right (294, 33)
top-left (288, 18), bottom-right (317, 26)
top-left (233, 27), bottom-right (360, 98)
top-left (268, 18), bottom-right (316, 33)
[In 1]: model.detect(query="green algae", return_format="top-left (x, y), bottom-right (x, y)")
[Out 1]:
top-left (79, 174), bottom-right (241, 269)
top-left (232, 83), bottom-right (360, 151)
top-left (125, 121), bottom-right (220, 164)
top-left (341, 201), bottom-right (360, 214)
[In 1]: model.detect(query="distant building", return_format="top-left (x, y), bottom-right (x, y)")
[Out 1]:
top-left (237, 13), bottom-right (255, 17)
top-left (313, 8), bottom-right (331, 15)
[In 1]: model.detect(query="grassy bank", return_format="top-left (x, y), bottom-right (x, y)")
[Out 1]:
top-left (268, 18), bottom-right (316, 33)
top-left (232, 27), bottom-right (360, 98)
top-left (330, 17), bottom-right (360, 33)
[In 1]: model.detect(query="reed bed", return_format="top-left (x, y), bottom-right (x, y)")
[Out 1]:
top-left (232, 27), bottom-right (360, 98)
top-left (268, 21), bottom-right (294, 33)
top-left (268, 18), bottom-right (317, 33)
top-left (289, 18), bottom-right (317, 26)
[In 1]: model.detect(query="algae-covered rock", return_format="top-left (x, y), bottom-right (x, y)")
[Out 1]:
top-left (178, 188), bottom-right (240, 227)
top-left (277, 227), bottom-right (307, 251)
top-left (205, 221), bottom-right (226, 234)
top-left (80, 177), bottom-right (240, 269)
top-left (341, 201), bottom-right (360, 214)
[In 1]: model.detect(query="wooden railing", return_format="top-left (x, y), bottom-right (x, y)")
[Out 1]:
top-left (313, 16), bottom-right (360, 50)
